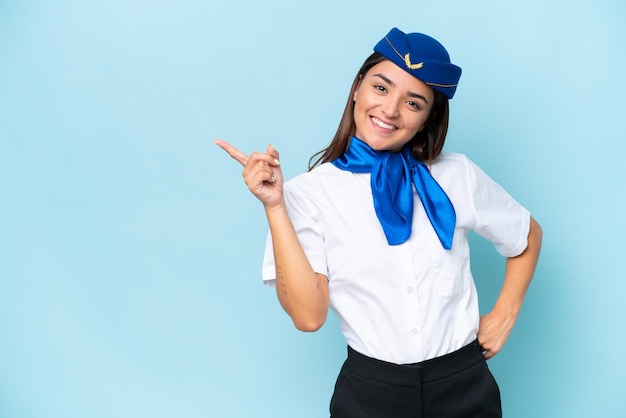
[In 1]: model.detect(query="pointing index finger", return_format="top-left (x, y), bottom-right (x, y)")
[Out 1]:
top-left (214, 139), bottom-right (249, 166)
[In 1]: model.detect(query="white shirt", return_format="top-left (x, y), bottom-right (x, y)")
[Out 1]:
top-left (262, 152), bottom-right (530, 364)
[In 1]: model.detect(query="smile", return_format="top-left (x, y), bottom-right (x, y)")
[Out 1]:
top-left (372, 117), bottom-right (396, 131)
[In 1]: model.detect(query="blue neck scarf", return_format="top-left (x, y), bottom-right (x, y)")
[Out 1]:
top-left (332, 137), bottom-right (456, 249)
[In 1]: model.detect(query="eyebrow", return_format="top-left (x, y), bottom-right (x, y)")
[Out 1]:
top-left (373, 73), bottom-right (429, 104)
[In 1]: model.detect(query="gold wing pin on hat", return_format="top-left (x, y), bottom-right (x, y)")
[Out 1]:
top-left (404, 53), bottom-right (423, 70)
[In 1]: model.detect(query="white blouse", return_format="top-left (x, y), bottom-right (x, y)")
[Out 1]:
top-left (262, 152), bottom-right (530, 364)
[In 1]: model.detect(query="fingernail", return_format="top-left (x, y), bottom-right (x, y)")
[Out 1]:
top-left (271, 174), bottom-right (277, 183)
top-left (274, 158), bottom-right (280, 166)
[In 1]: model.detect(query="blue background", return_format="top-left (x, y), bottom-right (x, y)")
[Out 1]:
top-left (1, 0), bottom-right (625, 416)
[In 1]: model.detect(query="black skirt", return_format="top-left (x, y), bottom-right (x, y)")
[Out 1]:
top-left (329, 340), bottom-right (502, 418)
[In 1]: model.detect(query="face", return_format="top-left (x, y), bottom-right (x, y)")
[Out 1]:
top-left (353, 60), bottom-right (434, 152)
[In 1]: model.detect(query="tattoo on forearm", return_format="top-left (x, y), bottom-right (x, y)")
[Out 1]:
top-left (277, 265), bottom-right (287, 295)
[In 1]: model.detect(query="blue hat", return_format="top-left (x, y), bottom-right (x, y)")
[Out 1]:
top-left (373, 28), bottom-right (462, 99)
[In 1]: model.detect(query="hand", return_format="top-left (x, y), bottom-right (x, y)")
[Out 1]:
top-left (477, 307), bottom-right (517, 360)
top-left (214, 139), bottom-right (284, 208)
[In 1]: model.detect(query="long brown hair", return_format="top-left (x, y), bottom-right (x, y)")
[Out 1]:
top-left (308, 52), bottom-right (450, 170)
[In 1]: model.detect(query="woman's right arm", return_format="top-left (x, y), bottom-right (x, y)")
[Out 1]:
top-left (215, 140), bottom-right (329, 331)
top-left (265, 203), bottom-right (329, 331)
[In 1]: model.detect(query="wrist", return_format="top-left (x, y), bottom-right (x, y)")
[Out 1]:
top-left (264, 199), bottom-right (288, 218)
top-left (493, 298), bottom-right (522, 320)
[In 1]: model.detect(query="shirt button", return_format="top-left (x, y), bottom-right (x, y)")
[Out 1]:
top-left (407, 287), bottom-right (413, 293)
top-left (412, 328), bottom-right (418, 335)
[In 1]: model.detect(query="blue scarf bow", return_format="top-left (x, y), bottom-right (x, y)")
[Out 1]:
top-left (332, 137), bottom-right (456, 249)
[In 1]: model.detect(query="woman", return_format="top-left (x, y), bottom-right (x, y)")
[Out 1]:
top-left (216, 27), bottom-right (542, 418)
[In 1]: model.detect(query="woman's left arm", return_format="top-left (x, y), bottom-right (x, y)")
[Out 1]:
top-left (478, 216), bottom-right (543, 359)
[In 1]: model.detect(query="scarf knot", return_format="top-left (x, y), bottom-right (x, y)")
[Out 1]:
top-left (332, 137), bottom-right (456, 249)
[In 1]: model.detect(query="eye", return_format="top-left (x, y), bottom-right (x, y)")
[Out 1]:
top-left (374, 84), bottom-right (387, 93)
top-left (406, 100), bottom-right (422, 110)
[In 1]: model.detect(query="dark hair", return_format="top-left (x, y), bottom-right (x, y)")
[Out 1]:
top-left (308, 52), bottom-right (450, 170)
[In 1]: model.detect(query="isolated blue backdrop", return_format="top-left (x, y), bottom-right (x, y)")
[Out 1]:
top-left (1, 0), bottom-right (625, 417)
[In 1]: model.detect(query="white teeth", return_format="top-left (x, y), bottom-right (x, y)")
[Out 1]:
top-left (373, 117), bottom-right (395, 130)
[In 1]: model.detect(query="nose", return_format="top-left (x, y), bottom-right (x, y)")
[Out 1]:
top-left (380, 96), bottom-right (400, 118)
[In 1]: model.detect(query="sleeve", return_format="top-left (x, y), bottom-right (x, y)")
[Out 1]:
top-left (261, 180), bottom-right (328, 286)
top-left (465, 157), bottom-right (530, 257)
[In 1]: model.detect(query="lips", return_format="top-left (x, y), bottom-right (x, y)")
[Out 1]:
top-left (371, 116), bottom-right (397, 131)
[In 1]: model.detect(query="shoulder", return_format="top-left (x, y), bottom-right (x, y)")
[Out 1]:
top-left (282, 163), bottom-right (362, 220)
top-left (432, 152), bottom-right (472, 168)
top-left (286, 162), bottom-right (339, 184)
top-left (431, 152), bottom-right (506, 195)
top-left (429, 152), bottom-right (475, 181)
top-left (285, 162), bottom-right (356, 194)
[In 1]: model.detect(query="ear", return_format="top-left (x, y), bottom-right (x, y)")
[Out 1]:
top-left (353, 75), bottom-right (363, 102)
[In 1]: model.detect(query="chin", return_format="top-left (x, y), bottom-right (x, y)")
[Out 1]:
top-left (369, 140), bottom-right (404, 153)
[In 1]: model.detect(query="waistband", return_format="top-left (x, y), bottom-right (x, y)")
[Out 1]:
top-left (345, 340), bottom-right (484, 387)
